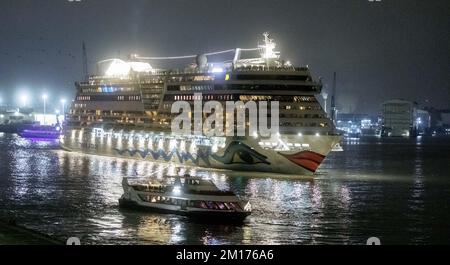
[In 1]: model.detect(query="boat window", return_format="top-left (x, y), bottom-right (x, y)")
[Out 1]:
top-left (207, 201), bottom-right (219, 210)
top-left (227, 202), bottom-right (237, 210)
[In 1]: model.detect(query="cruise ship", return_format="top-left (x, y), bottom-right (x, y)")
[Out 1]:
top-left (61, 33), bottom-right (341, 175)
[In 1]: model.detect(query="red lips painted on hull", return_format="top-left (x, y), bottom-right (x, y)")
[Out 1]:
top-left (279, 151), bottom-right (326, 172)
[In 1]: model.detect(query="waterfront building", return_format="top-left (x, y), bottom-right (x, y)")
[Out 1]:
top-left (415, 109), bottom-right (431, 135)
top-left (336, 113), bottom-right (379, 137)
top-left (381, 99), bottom-right (415, 137)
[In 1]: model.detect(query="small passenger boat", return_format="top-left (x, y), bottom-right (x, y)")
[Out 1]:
top-left (19, 125), bottom-right (61, 140)
top-left (119, 174), bottom-right (252, 223)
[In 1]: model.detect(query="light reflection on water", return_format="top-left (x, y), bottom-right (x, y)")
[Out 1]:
top-left (0, 133), bottom-right (449, 245)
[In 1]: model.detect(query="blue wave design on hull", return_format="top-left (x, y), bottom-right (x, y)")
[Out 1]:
top-left (113, 148), bottom-right (211, 166)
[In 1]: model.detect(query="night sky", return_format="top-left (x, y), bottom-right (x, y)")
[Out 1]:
top-left (0, 0), bottom-right (448, 114)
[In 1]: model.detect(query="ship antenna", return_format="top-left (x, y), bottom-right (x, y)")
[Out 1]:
top-left (259, 32), bottom-right (280, 68)
top-left (82, 41), bottom-right (89, 81)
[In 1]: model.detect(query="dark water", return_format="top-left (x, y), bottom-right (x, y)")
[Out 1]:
top-left (0, 133), bottom-right (449, 245)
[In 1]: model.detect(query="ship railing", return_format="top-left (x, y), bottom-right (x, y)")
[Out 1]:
top-left (185, 189), bottom-right (236, 196)
top-left (233, 66), bottom-right (308, 72)
top-left (79, 65), bottom-right (310, 82)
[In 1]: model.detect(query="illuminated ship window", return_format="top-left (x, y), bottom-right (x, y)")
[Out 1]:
top-left (180, 85), bottom-right (191, 91)
top-left (294, 96), bottom-right (316, 102)
top-left (239, 95), bottom-right (273, 101)
top-left (77, 96), bottom-right (91, 101)
top-left (193, 75), bottom-right (214, 81)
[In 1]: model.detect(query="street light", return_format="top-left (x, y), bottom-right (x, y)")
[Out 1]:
top-left (60, 98), bottom-right (67, 114)
top-left (322, 92), bottom-right (328, 116)
top-left (42, 94), bottom-right (48, 125)
top-left (20, 93), bottom-right (29, 107)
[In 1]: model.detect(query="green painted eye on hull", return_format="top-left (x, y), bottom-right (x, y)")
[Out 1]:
top-left (212, 141), bottom-right (270, 165)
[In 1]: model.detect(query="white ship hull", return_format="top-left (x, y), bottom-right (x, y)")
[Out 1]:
top-left (60, 128), bottom-right (341, 175)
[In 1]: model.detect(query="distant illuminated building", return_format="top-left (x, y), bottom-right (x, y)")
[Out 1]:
top-left (0, 108), bottom-right (34, 126)
top-left (336, 113), bottom-right (379, 137)
top-left (34, 113), bottom-right (65, 126)
top-left (381, 100), bottom-right (415, 137)
top-left (415, 109), bottom-right (431, 135)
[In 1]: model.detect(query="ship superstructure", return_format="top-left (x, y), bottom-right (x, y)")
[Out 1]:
top-left (62, 33), bottom-right (341, 175)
